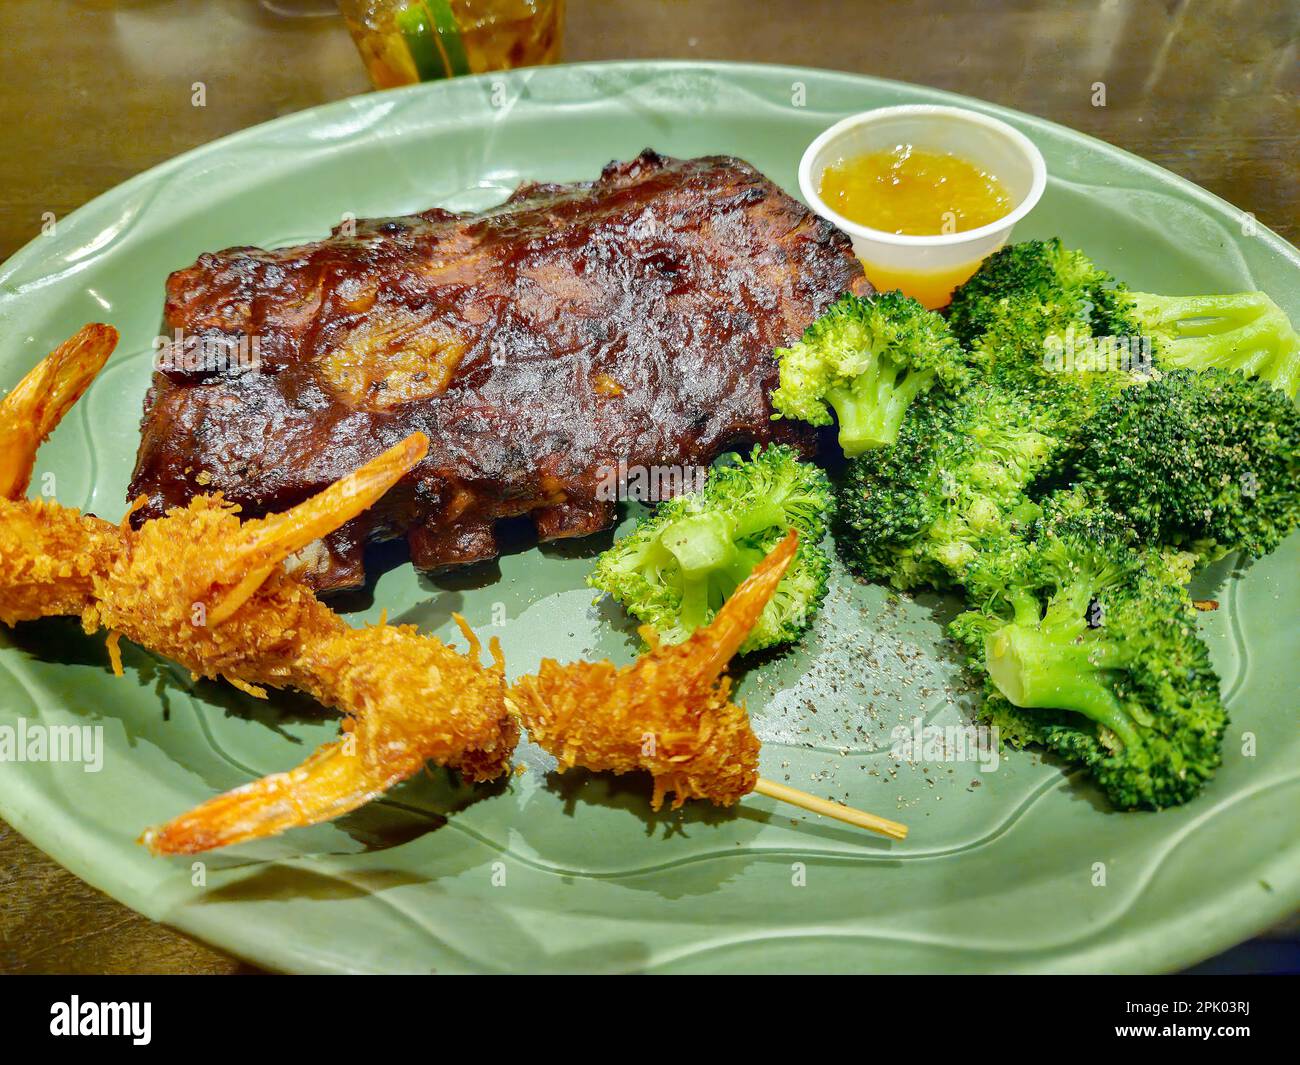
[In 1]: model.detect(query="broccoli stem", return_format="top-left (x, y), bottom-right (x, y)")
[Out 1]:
top-left (678, 572), bottom-right (714, 632)
top-left (660, 512), bottom-right (736, 576)
top-left (984, 624), bottom-right (1141, 749)
top-left (826, 364), bottom-right (936, 454)
top-left (660, 514), bottom-right (780, 632)
top-left (733, 501), bottom-right (789, 540)
top-left (660, 514), bottom-right (735, 632)
top-left (1123, 291), bottom-right (1300, 396)
top-left (1129, 292), bottom-right (1277, 337)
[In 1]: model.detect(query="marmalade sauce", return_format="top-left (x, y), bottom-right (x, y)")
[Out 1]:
top-left (818, 144), bottom-right (1011, 236)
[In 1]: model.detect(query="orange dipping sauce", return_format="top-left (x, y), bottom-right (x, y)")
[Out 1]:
top-left (857, 261), bottom-right (985, 313)
top-left (818, 145), bottom-right (1012, 236)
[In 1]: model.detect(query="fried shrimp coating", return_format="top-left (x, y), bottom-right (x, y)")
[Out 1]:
top-left (0, 501), bottom-right (119, 626)
top-left (141, 615), bottom-right (518, 854)
top-left (508, 531), bottom-right (796, 808)
top-left (77, 436), bottom-right (518, 854)
top-left (85, 435), bottom-right (432, 691)
top-left (0, 325), bottom-right (121, 625)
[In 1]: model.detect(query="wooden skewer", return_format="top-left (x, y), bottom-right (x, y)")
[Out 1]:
top-left (755, 777), bottom-right (908, 840)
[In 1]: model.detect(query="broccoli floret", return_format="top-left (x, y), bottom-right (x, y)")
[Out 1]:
top-left (974, 296), bottom-right (1154, 445)
top-left (947, 242), bottom-right (1154, 441)
top-left (1059, 368), bottom-right (1300, 561)
top-left (771, 290), bottom-right (970, 455)
top-left (953, 238), bottom-right (1300, 396)
top-left (1094, 287), bottom-right (1300, 397)
top-left (834, 395), bottom-right (962, 589)
top-left (946, 238), bottom-right (1114, 347)
top-left (952, 495), bottom-right (1227, 809)
top-left (953, 239), bottom-right (1300, 396)
top-left (588, 444), bottom-right (832, 653)
top-left (836, 384), bottom-right (1052, 589)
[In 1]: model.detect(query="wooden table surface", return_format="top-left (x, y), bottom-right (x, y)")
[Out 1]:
top-left (1, 0), bottom-right (1295, 975)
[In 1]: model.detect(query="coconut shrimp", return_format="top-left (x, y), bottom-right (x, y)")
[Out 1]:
top-left (140, 609), bottom-right (518, 854)
top-left (87, 436), bottom-right (518, 854)
top-left (0, 332), bottom-right (517, 853)
top-left (2, 333), bottom-right (903, 850)
top-left (508, 531), bottom-right (797, 809)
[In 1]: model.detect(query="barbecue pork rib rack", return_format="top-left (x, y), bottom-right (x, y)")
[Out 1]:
top-left (129, 150), bottom-right (867, 590)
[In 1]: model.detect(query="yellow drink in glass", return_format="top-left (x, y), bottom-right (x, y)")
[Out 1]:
top-left (339, 0), bottom-right (564, 89)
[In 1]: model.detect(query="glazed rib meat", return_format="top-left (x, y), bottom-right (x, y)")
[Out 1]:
top-left (129, 150), bottom-right (867, 590)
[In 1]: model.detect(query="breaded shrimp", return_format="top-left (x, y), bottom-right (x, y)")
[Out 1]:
top-left (508, 530), bottom-right (796, 809)
top-left (0, 325), bottom-right (121, 625)
top-left (85, 435), bottom-right (432, 693)
top-left (2, 335), bottom-right (518, 853)
top-left (143, 616), bottom-right (517, 854)
top-left (82, 436), bottom-right (518, 854)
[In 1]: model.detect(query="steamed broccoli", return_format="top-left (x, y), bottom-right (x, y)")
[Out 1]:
top-left (836, 383), bottom-right (1053, 589)
top-left (1094, 287), bottom-right (1300, 397)
top-left (588, 444), bottom-right (832, 653)
top-left (1058, 368), bottom-right (1300, 561)
top-left (835, 247), bottom-right (1152, 592)
top-left (951, 494), bottom-right (1227, 809)
top-left (946, 238), bottom-right (1113, 348)
top-left (945, 241), bottom-right (1155, 441)
top-left (771, 291), bottom-right (971, 455)
top-left (949, 237), bottom-right (1300, 397)
top-left (837, 238), bottom-right (1294, 811)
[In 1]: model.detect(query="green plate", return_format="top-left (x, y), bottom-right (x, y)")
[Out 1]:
top-left (0, 62), bottom-right (1296, 974)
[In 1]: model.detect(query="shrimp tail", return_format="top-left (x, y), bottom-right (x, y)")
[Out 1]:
top-left (207, 433), bottom-right (429, 624)
top-left (685, 528), bottom-right (797, 681)
top-left (0, 324), bottom-right (118, 500)
top-left (140, 739), bottom-right (413, 855)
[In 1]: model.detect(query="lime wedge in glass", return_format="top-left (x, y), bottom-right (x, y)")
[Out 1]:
top-left (396, 1), bottom-right (472, 81)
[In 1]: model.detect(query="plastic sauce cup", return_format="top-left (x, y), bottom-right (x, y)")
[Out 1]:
top-left (799, 105), bottom-right (1047, 309)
